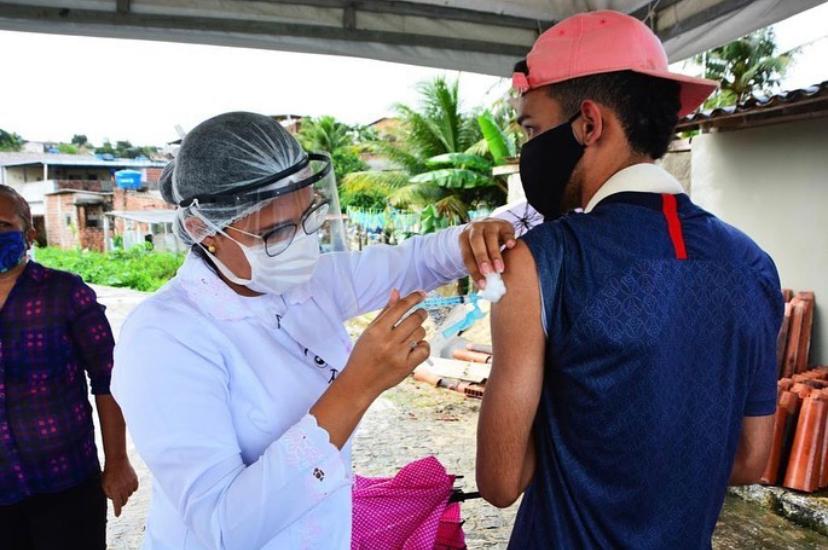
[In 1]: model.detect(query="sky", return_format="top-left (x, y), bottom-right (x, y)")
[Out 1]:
top-left (1, 1), bottom-right (827, 147)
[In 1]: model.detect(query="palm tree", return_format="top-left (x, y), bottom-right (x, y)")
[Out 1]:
top-left (298, 115), bottom-right (353, 153)
top-left (298, 115), bottom-right (367, 183)
top-left (343, 76), bottom-right (509, 226)
top-left (695, 28), bottom-right (795, 108)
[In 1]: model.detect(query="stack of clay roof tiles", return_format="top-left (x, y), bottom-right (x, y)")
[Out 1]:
top-left (762, 289), bottom-right (824, 492)
top-left (762, 368), bottom-right (828, 492)
top-left (779, 291), bottom-right (816, 379)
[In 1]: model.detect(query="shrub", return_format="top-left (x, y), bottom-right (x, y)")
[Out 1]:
top-left (35, 246), bottom-right (184, 292)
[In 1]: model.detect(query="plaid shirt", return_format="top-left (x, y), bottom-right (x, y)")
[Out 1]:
top-left (0, 261), bottom-right (113, 505)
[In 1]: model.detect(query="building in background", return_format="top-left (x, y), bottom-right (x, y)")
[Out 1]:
top-left (106, 184), bottom-right (181, 253)
top-left (0, 152), bottom-right (168, 250)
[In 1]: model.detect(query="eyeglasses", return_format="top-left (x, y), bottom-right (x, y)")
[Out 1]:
top-left (228, 200), bottom-right (331, 257)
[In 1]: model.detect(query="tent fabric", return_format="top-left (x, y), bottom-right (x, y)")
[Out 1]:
top-left (0, 1), bottom-right (822, 76)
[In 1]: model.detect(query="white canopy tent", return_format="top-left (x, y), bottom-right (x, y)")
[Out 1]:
top-left (0, 1), bottom-right (822, 75)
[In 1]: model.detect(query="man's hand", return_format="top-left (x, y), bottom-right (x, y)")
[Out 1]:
top-left (102, 457), bottom-right (139, 517)
top-left (459, 218), bottom-right (517, 289)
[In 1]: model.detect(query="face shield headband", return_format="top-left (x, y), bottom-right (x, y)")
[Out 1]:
top-left (178, 152), bottom-right (333, 208)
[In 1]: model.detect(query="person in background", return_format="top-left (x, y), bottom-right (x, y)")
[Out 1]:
top-left (0, 185), bottom-right (138, 549)
top-left (476, 11), bottom-right (783, 549)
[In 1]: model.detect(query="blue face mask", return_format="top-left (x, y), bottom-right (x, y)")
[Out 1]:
top-left (0, 231), bottom-right (27, 273)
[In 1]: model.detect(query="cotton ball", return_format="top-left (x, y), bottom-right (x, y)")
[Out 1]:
top-left (478, 272), bottom-right (506, 303)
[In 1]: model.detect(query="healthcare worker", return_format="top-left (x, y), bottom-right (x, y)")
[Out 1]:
top-left (111, 112), bottom-right (515, 549)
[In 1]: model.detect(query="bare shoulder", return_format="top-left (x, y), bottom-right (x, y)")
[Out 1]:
top-left (494, 241), bottom-right (543, 333)
top-left (499, 241), bottom-right (541, 303)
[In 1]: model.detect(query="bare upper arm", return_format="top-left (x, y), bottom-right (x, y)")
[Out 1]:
top-left (490, 241), bottom-right (546, 384)
top-left (730, 414), bottom-right (774, 485)
top-left (477, 241), bottom-right (546, 505)
top-left (737, 414), bottom-right (774, 457)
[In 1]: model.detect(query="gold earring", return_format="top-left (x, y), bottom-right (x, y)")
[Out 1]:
top-left (207, 245), bottom-right (216, 253)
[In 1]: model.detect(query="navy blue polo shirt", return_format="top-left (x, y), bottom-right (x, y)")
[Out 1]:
top-left (511, 191), bottom-right (783, 549)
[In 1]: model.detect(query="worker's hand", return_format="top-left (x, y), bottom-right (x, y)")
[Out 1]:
top-left (101, 456), bottom-right (139, 517)
top-left (346, 289), bottom-right (430, 398)
top-left (459, 219), bottom-right (517, 290)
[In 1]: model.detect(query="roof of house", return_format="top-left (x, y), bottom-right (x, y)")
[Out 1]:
top-left (368, 117), bottom-right (397, 127)
top-left (73, 195), bottom-right (108, 206)
top-left (677, 80), bottom-right (828, 132)
top-left (45, 189), bottom-right (112, 197)
top-left (0, 152), bottom-right (167, 169)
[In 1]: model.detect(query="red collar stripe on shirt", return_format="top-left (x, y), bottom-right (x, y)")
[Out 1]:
top-left (661, 194), bottom-right (688, 260)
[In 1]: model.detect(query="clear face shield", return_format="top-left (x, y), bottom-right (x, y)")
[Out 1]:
top-left (176, 152), bottom-right (346, 294)
top-left (179, 152), bottom-right (346, 256)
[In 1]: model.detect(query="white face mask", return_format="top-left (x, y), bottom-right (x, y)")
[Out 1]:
top-left (204, 230), bottom-right (321, 295)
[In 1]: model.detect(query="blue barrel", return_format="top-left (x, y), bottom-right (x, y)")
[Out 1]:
top-left (115, 169), bottom-right (143, 190)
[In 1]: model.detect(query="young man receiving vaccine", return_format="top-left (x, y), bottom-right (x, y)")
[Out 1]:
top-left (476, 11), bottom-right (783, 549)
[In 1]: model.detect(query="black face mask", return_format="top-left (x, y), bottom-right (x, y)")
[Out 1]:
top-left (519, 112), bottom-right (584, 221)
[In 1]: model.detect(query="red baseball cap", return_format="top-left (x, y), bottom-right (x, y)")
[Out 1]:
top-left (512, 10), bottom-right (717, 117)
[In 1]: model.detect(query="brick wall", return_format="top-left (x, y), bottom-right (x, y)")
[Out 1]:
top-left (45, 194), bottom-right (79, 249)
top-left (112, 188), bottom-right (174, 237)
top-left (77, 205), bottom-right (105, 252)
top-left (113, 187), bottom-right (170, 211)
top-left (79, 227), bottom-right (104, 251)
top-left (145, 167), bottom-right (164, 184)
top-left (44, 193), bottom-right (109, 251)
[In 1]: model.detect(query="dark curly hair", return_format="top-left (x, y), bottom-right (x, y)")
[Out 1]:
top-left (515, 62), bottom-right (681, 159)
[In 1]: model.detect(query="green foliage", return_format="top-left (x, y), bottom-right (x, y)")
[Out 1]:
top-left (342, 78), bottom-right (519, 234)
top-left (298, 116), bottom-right (368, 184)
top-left (425, 152), bottom-right (493, 172)
top-left (410, 168), bottom-right (492, 189)
top-left (0, 129), bottom-right (24, 152)
top-left (298, 115), bottom-right (352, 153)
top-left (340, 171), bottom-right (408, 210)
top-left (393, 77), bottom-right (481, 158)
top-left (695, 28), bottom-right (795, 108)
top-left (353, 125), bottom-right (379, 143)
top-left (475, 112), bottom-right (517, 164)
top-left (57, 143), bottom-right (79, 154)
top-left (418, 204), bottom-right (449, 234)
top-left (359, 76), bottom-right (508, 230)
top-left (71, 134), bottom-right (89, 147)
top-left (95, 140), bottom-right (115, 155)
top-left (95, 139), bottom-right (157, 159)
top-left (35, 246), bottom-right (183, 292)
top-left (331, 146), bottom-right (368, 183)
top-left (369, 140), bottom-right (428, 174)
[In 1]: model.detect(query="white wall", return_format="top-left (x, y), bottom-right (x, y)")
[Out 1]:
top-left (691, 117), bottom-right (828, 365)
top-left (7, 179), bottom-right (57, 216)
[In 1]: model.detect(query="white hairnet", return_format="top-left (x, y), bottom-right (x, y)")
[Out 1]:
top-left (162, 111), bottom-right (306, 247)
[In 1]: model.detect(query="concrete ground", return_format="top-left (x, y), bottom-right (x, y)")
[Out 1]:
top-left (93, 284), bottom-right (828, 549)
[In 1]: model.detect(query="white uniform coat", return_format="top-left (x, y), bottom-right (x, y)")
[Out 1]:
top-left (112, 227), bottom-right (467, 549)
